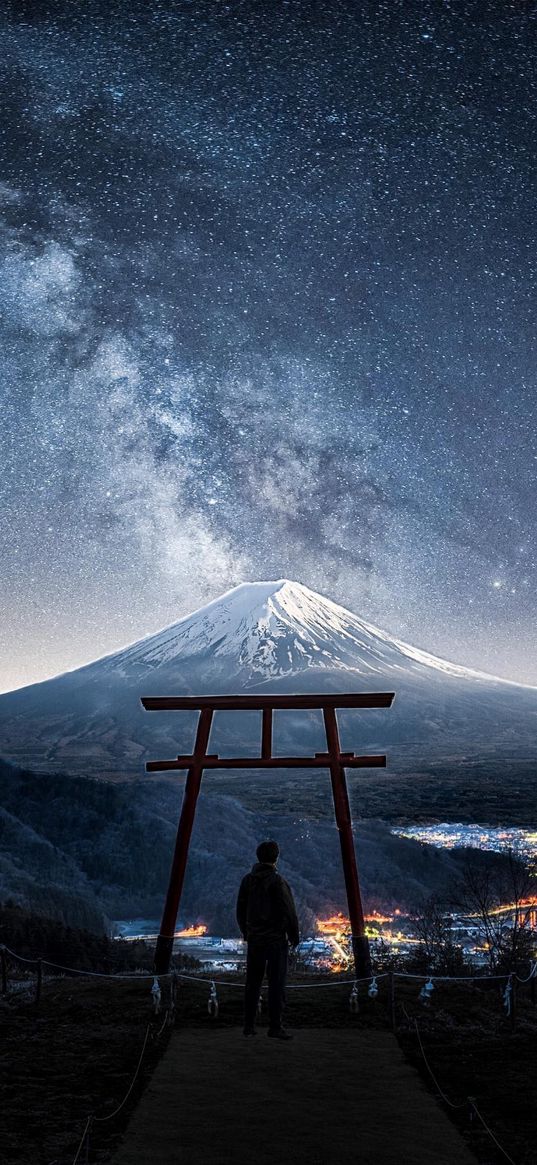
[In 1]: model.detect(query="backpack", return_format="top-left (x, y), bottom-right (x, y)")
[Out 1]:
top-left (246, 872), bottom-right (274, 927)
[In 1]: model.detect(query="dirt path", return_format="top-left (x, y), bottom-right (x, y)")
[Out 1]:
top-left (111, 1028), bottom-right (477, 1165)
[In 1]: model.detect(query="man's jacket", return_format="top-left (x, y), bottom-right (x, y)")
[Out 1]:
top-left (236, 862), bottom-right (300, 946)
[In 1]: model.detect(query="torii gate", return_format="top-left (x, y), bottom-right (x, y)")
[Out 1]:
top-left (141, 692), bottom-right (395, 979)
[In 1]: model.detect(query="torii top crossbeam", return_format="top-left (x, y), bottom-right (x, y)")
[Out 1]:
top-left (141, 693), bottom-right (394, 710)
top-left (142, 693), bottom-right (394, 771)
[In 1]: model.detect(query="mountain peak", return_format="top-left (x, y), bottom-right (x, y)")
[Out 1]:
top-left (99, 576), bottom-right (506, 686)
top-left (215, 578), bottom-right (298, 602)
top-left (101, 576), bottom-right (368, 677)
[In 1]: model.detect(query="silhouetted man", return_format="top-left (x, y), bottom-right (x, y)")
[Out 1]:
top-left (237, 839), bottom-right (299, 1039)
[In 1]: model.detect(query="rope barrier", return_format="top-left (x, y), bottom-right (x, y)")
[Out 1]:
top-left (3, 945), bottom-right (375, 988)
top-left (173, 969), bottom-right (391, 988)
top-left (1, 946), bottom-right (37, 965)
top-left (93, 1023), bottom-right (152, 1123)
top-left (413, 1017), bottom-right (518, 1165)
top-left (155, 1008), bottom-right (171, 1039)
top-left (71, 1022), bottom-right (154, 1163)
top-left (173, 968), bottom-right (518, 989)
top-left (413, 1020), bottom-right (468, 1110)
top-left (1, 946), bottom-right (170, 981)
top-left (71, 1115), bottom-right (93, 1165)
top-left (289, 972), bottom-right (390, 989)
top-left (468, 1100), bottom-right (518, 1165)
top-left (2, 943), bottom-right (535, 993)
top-left (172, 970), bottom-right (347, 988)
top-left (44, 960), bottom-right (167, 981)
top-left (0, 946), bottom-right (390, 991)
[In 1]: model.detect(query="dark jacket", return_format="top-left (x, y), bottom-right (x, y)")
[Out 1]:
top-left (236, 862), bottom-right (300, 946)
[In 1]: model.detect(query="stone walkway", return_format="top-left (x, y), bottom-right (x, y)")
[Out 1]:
top-left (112, 1028), bottom-right (477, 1165)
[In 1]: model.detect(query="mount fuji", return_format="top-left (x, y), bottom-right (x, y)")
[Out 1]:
top-left (0, 579), bottom-right (536, 779)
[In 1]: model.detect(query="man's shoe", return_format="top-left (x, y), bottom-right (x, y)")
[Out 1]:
top-left (267, 1028), bottom-right (293, 1040)
top-left (243, 1027), bottom-right (257, 1037)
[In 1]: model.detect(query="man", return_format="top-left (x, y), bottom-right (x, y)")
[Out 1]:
top-left (236, 839), bottom-right (299, 1040)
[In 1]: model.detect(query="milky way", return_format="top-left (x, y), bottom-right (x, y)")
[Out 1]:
top-left (1, 0), bottom-right (536, 691)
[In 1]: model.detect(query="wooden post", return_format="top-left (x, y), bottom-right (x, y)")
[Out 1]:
top-left (171, 970), bottom-right (180, 1016)
top-left (154, 709), bottom-right (213, 975)
top-left (531, 968), bottom-right (536, 1007)
top-left (510, 974), bottom-right (517, 1033)
top-left (35, 959), bottom-right (43, 1006)
top-left (389, 971), bottom-right (396, 1030)
top-left (323, 708), bottom-right (371, 980)
top-left (0, 946), bottom-right (7, 996)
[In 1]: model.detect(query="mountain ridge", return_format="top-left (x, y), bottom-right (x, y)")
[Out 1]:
top-left (54, 578), bottom-right (534, 689)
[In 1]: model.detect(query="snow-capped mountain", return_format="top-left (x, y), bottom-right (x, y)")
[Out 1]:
top-left (98, 578), bottom-right (505, 685)
top-left (0, 579), bottom-right (535, 778)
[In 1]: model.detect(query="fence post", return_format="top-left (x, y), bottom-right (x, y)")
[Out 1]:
top-left (389, 971), bottom-right (396, 1030)
top-left (510, 974), bottom-right (517, 1033)
top-left (35, 959), bottom-right (43, 1006)
top-left (531, 968), bottom-right (536, 1007)
top-left (0, 946), bottom-right (7, 996)
top-left (171, 970), bottom-right (179, 1018)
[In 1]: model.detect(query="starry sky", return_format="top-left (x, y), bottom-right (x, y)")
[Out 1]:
top-left (1, 0), bottom-right (536, 693)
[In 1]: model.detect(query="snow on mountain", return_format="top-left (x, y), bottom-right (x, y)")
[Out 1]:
top-left (98, 578), bottom-right (511, 687)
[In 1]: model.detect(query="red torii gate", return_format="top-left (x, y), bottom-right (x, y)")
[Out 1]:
top-left (141, 692), bottom-right (395, 978)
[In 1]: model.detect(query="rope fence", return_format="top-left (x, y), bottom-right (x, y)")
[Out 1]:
top-left (2, 941), bottom-right (534, 1164)
top-left (71, 1022), bottom-right (154, 1164)
top-left (412, 1015), bottom-right (518, 1165)
top-left (3, 942), bottom-right (536, 986)
top-left (2, 943), bottom-right (536, 1003)
top-left (0, 944), bottom-right (169, 981)
top-left (2, 941), bottom-right (536, 1035)
top-left (469, 1101), bottom-right (518, 1165)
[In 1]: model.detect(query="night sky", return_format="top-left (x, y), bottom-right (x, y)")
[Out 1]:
top-left (1, 0), bottom-right (536, 693)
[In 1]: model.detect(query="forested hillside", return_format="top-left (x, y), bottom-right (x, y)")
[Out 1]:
top-left (0, 759), bottom-right (180, 929)
top-left (0, 758), bottom-right (515, 936)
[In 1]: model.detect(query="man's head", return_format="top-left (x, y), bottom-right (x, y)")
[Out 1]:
top-left (256, 839), bottom-right (280, 865)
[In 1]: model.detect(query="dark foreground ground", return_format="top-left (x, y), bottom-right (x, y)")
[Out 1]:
top-left (1, 971), bottom-right (536, 1164)
top-left (111, 1028), bottom-right (476, 1165)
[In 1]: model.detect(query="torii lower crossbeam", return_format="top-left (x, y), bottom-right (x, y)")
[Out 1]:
top-left (141, 693), bottom-right (395, 978)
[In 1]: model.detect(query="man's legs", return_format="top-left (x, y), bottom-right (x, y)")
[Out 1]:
top-left (266, 939), bottom-right (288, 1033)
top-left (244, 941), bottom-right (267, 1032)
